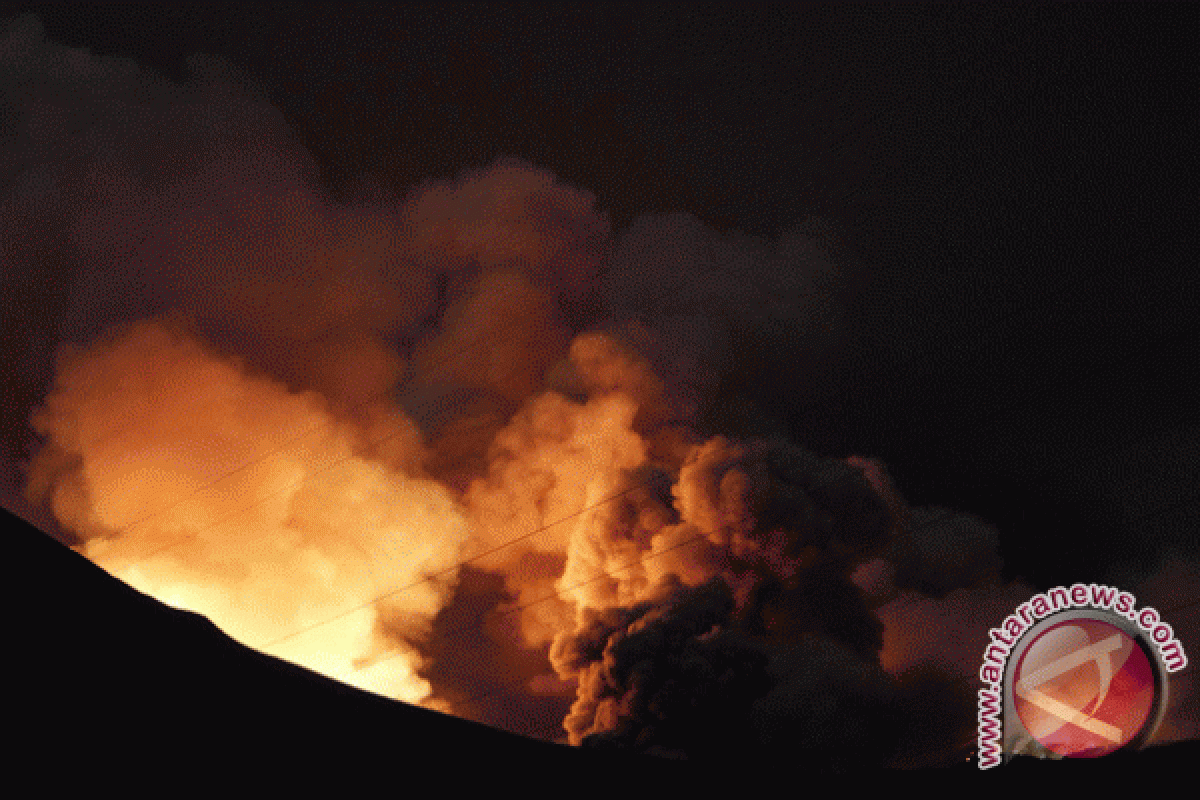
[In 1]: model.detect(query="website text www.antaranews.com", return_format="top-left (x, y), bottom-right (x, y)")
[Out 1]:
top-left (976, 583), bottom-right (1188, 769)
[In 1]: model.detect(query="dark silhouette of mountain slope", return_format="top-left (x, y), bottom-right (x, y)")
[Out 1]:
top-left (6, 505), bottom-right (1194, 789)
top-left (5, 505), bottom-right (615, 784)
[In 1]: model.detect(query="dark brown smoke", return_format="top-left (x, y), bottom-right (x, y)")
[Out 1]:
top-left (544, 439), bottom-right (901, 763)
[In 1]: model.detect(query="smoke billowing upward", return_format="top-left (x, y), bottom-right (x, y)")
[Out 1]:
top-left (544, 438), bottom-right (1018, 767)
top-left (3, 13), bottom-right (1193, 768)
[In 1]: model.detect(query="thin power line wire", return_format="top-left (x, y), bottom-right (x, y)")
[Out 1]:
top-left (347, 506), bottom-right (964, 684)
top-left (264, 449), bottom-right (902, 656)
top-left (261, 484), bottom-right (640, 651)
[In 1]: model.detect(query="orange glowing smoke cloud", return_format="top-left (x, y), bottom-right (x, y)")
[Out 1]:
top-left (9, 12), bottom-right (637, 715)
top-left (29, 318), bottom-right (469, 703)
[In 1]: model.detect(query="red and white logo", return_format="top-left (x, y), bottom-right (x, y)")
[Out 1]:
top-left (1013, 617), bottom-right (1156, 758)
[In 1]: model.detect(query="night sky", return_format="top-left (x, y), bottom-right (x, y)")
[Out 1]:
top-left (2, 1), bottom-right (1196, 763)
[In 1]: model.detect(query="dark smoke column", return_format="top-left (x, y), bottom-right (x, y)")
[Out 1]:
top-left (549, 438), bottom-right (907, 769)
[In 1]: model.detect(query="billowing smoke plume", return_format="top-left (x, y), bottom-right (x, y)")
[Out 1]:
top-left (546, 438), bottom-right (898, 762)
top-left (544, 438), bottom-right (1021, 767)
top-left (6, 13), bottom-right (1187, 769)
top-left (26, 316), bottom-right (468, 701)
